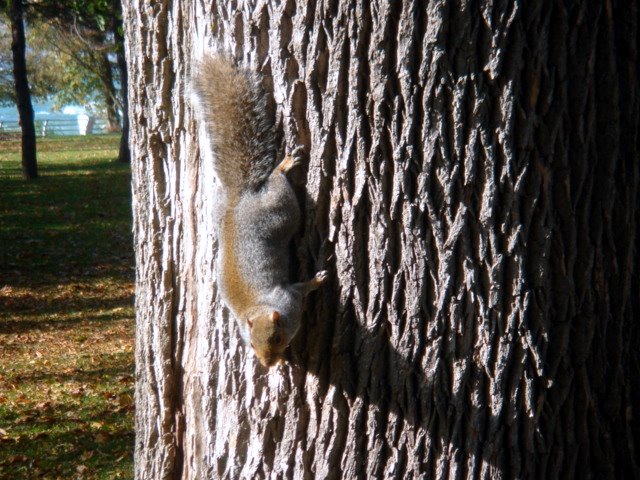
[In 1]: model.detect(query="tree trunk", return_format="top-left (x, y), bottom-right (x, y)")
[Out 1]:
top-left (10, 0), bottom-right (37, 180)
top-left (113, 5), bottom-right (130, 164)
top-left (124, 1), bottom-right (639, 479)
top-left (99, 52), bottom-right (121, 133)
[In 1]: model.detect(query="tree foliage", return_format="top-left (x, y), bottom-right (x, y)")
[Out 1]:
top-left (27, 21), bottom-right (116, 115)
top-left (0, 0), bottom-right (124, 123)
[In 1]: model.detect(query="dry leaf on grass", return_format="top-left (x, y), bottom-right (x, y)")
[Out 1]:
top-left (94, 432), bottom-right (111, 444)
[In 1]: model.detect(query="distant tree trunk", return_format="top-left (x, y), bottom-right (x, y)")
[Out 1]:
top-left (113, 5), bottom-right (130, 164)
top-left (10, 0), bottom-right (36, 180)
top-left (99, 52), bottom-right (121, 133)
top-left (125, 1), bottom-right (639, 479)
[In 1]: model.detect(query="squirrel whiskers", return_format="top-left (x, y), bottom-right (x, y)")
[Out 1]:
top-left (192, 56), bottom-right (327, 367)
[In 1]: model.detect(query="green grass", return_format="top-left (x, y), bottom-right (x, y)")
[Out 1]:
top-left (0, 135), bottom-right (134, 479)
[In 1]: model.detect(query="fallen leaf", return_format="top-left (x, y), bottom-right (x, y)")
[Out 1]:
top-left (118, 393), bottom-right (134, 407)
top-left (15, 415), bottom-right (34, 424)
top-left (94, 432), bottom-right (110, 443)
top-left (80, 451), bottom-right (94, 461)
top-left (118, 375), bottom-right (133, 384)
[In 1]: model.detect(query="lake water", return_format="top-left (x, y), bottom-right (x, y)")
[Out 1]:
top-left (0, 101), bottom-right (106, 135)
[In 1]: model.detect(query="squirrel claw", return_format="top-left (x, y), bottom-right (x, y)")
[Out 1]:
top-left (277, 154), bottom-right (302, 174)
top-left (290, 145), bottom-right (305, 157)
top-left (298, 270), bottom-right (329, 294)
top-left (314, 270), bottom-right (329, 285)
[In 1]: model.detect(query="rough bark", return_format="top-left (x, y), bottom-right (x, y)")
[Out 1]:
top-left (125, 1), bottom-right (640, 479)
top-left (10, 0), bottom-right (37, 180)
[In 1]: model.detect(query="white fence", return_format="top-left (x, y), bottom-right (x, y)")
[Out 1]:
top-left (0, 116), bottom-right (109, 137)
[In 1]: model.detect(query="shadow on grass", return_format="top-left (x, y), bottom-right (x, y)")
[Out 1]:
top-left (10, 360), bottom-right (133, 389)
top-left (0, 289), bottom-right (133, 320)
top-left (0, 310), bottom-right (132, 336)
top-left (0, 154), bottom-right (133, 288)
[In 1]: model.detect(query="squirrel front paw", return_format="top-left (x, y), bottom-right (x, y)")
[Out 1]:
top-left (314, 270), bottom-right (329, 285)
top-left (297, 270), bottom-right (329, 295)
top-left (308, 270), bottom-right (329, 292)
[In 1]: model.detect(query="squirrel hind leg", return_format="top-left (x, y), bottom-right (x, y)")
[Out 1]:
top-left (276, 155), bottom-right (302, 175)
top-left (276, 147), bottom-right (304, 175)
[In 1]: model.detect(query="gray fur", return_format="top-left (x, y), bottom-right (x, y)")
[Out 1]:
top-left (231, 171), bottom-right (302, 331)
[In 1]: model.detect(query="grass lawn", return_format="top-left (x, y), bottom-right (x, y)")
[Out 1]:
top-left (0, 135), bottom-right (134, 479)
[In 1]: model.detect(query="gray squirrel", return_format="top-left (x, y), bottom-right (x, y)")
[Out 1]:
top-left (192, 56), bottom-right (327, 367)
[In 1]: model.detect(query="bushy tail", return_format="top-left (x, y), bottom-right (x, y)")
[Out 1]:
top-left (192, 56), bottom-right (276, 193)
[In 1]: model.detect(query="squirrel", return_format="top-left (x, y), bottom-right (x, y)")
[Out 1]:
top-left (191, 55), bottom-right (327, 368)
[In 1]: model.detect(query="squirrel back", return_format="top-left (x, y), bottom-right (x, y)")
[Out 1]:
top-left (192, 56), bottom-right (276, 193)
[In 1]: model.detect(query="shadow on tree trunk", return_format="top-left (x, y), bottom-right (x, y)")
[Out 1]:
top-left (125, 0), bottom-right (640, 477)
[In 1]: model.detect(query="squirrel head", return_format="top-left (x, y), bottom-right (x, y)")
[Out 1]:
top-left (247, 310), bottom-right (289, 367)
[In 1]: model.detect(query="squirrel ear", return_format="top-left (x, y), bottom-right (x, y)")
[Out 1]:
top-left (271, 311), bottom-right (280, 326)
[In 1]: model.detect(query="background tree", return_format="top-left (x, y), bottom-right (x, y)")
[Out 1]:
top-left (29, 20), bottom-right (121, 130)
top-left (0, 20), bottom-right (59, 102)
top-left (1, 0), bottom-right (130, 158)
top-left (111, 1), bottom-right (129, 163)
top-left (125, 1), bottom-right (639, 479)
top-left (28, 0), bottom-right (127, 134)
top-left (8, 0), bottom-right (36, 179)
